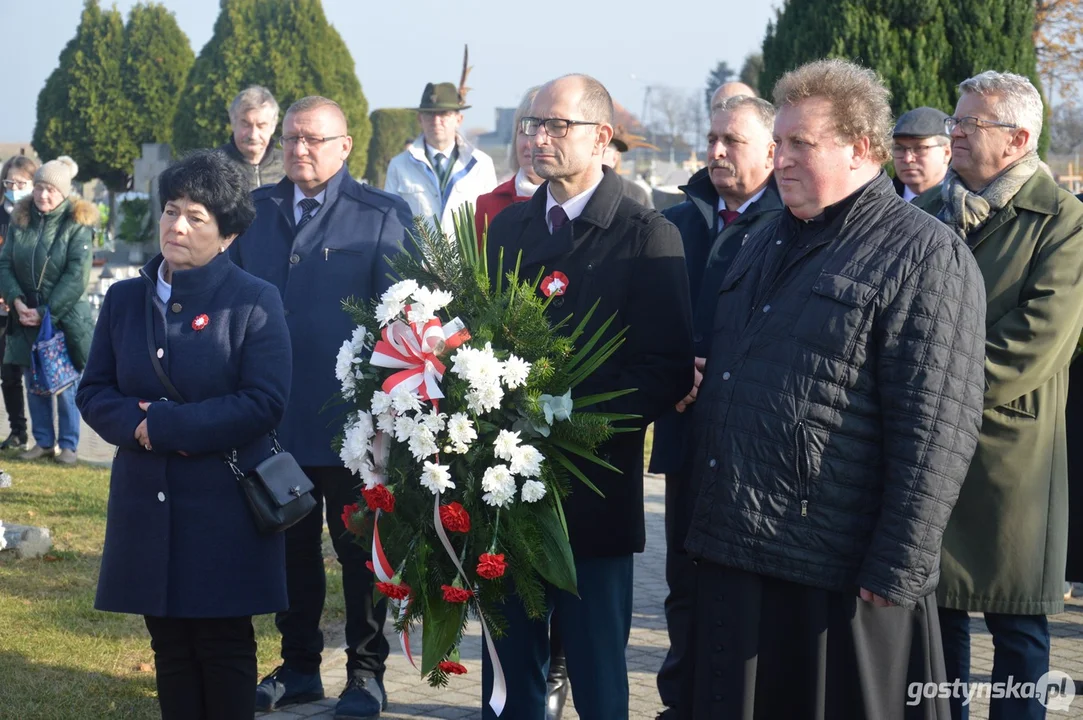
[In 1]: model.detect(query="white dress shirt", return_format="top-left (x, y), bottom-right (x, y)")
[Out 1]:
top-left (717, 186), bottom-right (768, 218)
top-left (156, 261), bottom-right (172, 304)
top-left (544, 172), bottom-right (605, 233)
top-left (902, 185), bottom-right (919, 203)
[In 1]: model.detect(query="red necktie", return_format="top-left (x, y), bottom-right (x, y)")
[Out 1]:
top-left (719, 209), bottom-right (740, 228)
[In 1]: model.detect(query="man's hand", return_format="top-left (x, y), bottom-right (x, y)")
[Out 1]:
top-left (859, 587), bottom-right (895, 608)
top-left (676, 357), bottom-right (707, 413)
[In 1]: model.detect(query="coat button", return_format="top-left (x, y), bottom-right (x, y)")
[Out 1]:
top-left (693, 333), bottom-right (703, 343)
top-left (722, 371), bottom-right (731, 380)
top-left (289, 253), bottom-right (301, 265)
top-left (170, 302), bottom-right (182, 313)
top-left (157, 492), bottom-right (165, 502)
top-left (156, 348), bottom-right (164, 359)
top-left (776, 239), bottom-right (783, 245)
top-left (762, 304), bottom-right (771, 313)
top-left (552, 297), bottom-right (564, 308)
top-left (709, 458), bottom-right (718, 468)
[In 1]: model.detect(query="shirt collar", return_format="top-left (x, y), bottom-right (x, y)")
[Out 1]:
top-left (544, 172), bottom-right (605, 231)
top-left (293, 185), bottom-right (327, 209)
top-left (426, 142), bottom-right (456, 161)
top-left (902, 185), bottom-right (919, 203)
top-left (717, 185), bottom-right (768, 215)
top-left (156, 260), bottom-right (171, 304)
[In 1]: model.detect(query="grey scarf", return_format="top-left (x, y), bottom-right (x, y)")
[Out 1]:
top-left (938, 151), bottom-right (1040, 240)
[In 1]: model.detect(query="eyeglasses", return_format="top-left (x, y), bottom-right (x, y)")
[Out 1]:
top-left (944, 116), bottom-right (1018, 135)
top-left (520, 117), bottom-right (600, 138)
top-left (280, 134), bottom-right (345, 149)
top-left (1, 179), bottom-right (31, 190)
top-left (891, 142), bottom-right (947, 159)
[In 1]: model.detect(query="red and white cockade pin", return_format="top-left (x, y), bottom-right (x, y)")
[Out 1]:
top-left (541, 271), bottom-right (569, 298)
top-left (191, 314), bottom-right (210, 331)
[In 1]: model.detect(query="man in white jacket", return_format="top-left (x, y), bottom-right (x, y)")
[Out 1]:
top-left (385, 70), bottom-right (497, 239)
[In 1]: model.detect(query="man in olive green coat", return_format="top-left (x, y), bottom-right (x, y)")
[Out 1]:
top-left (918, 71), bottom-right (1083, 720)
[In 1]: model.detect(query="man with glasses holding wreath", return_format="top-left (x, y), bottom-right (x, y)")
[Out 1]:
top-left (480, 74), bottom-right (693, 719)
top-left (891, 106), bottom-right (952, 202)
top-left (918, 71), bottom-right (1083, 720)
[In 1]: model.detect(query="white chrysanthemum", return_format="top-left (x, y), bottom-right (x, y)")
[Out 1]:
top-left (340, 414), bottom-right (374, 475)
top-left (521, 479), bottom-right (547, 503)
top-left (493, 430), bottom-right (522, 462)
top-left (420, 461), bottom-right (455, 495)
top-left (481, 464), bottom-right (516, 507)
top-left (335, 340), bottom-right (355, 384)
top-left (350, 325), bottom-right (372, 355)
top-left (509, 444), bottom-right (544, 478)
top-left (467, 383), bottom-right (504, 415)
top-left (446, 413), bottom-right (477, 453)
top-left (370, 390), bottom-right (392, 416)
top-left (375, 299), bottom-right (404, 327)
top-left (390, 384), bottom-right (422, 414)
top-left (407, 424), bottom-right (439, 460)
top-left (383, 279), bottom-right (420, 305)
top-left (393, 414), bottom-right (418, 442)
top-left (408, 287), bottom-right (455, 324)
top-left (360, 462), bottom-right (384, 490)
top-left (376, 411), bottom-right (396, 436)
top-left (450, 343), bottom-right (504, 388)
top-left (419, 408), bottom-right (447, 434)
top-left (501, 354), bottom-right (531, 389)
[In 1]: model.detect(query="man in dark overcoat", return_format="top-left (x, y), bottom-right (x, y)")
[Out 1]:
top-left (684, 59), bottom-right (987, 719)
top-left (480, 73), bottom-right (694, 719)
top-left (231, 96), bottom-right (413, 719)
top-left (650, 93), bottom-right (783, 719)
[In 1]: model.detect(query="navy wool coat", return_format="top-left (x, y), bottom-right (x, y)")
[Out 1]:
top-left (77, 252), bottom-right (292, 618)
top-left (231, 165), bottom-right (412, 466)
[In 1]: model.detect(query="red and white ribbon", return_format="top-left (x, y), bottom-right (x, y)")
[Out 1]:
top-left (432, 496), bottom-right (507, 715)
top-left (371, 510), bottom-right (417, 668)
top-left (370, 312), bottom-right (470, 402)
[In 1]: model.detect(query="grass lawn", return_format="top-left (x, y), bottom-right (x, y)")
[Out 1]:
top-left (0, 458), bottom-right (346, 719)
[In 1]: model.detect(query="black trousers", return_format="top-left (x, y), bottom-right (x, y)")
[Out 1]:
top-left (276, 465), bottom-right (389, 677)
top-left (658, 469), bottom-right (697, 714)
top-left (0, 330), bottom-right (25, 435)
top-left (144, 615), bottom-right (256, 720)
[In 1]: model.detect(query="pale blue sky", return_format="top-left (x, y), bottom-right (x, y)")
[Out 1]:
top-left (0, 0), bottom-right (777, 142)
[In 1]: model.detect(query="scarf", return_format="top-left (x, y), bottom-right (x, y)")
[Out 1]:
top-left (513, 167), bottom-right (540, 199)
top-left (938, 151), bottom-right (1040, 240)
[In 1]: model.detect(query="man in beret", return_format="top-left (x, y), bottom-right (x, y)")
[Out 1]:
top-left (891, 106), bottom-right (952, 202)
top-left (385, 49), bottom-right (497, 237)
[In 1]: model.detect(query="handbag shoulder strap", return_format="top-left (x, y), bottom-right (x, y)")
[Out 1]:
top-left (144, 290), bottom-right (185, 403)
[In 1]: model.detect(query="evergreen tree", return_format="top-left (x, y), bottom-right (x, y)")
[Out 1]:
top-left (704, 60), bottom-right (735, 110)
top-left (739, 53), bottom-right (764, 92)
top-left (32, 0), bottom-right (132, 190)
top-left (173, 0), bottom-right (371, 177)
top-left (365, 109), bottom-right (420, 188)
top-left (123, 3), bottom-right (194, 148)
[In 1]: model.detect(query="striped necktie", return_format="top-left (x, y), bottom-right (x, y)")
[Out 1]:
top-left (297, 197), bottom-right (320, 231)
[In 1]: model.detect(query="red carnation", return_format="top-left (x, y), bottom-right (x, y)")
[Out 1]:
top-left (438, 660), bottom-right (468, 675)
top-left (341, 503), bottom-right (362, 534)
top-left (441, 584), bottom-right (473, 603)
top-left (439, 502), bottom-right (471, 533)
top-left (476, 553), bottom-right (507, 580)
top-left (361, 485), bottom-right (395, 513)
top-left (376, 581), bottom-right (411, 601)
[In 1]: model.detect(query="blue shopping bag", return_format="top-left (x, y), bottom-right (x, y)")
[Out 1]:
top-left (29, 307), bottom-right (80, 396)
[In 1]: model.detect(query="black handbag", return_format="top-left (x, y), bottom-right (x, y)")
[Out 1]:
top-left (143, 292), bottom-right (316, 533)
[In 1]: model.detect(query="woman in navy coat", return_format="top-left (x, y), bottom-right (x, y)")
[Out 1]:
top-left (77, 150), bottom-right (292, 719)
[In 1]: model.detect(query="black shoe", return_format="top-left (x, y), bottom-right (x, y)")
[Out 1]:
top-left (546, 657), bottom-right (569, 720)
top-left (254, 665), bottom-right (324, 711)
top-left (334, 673), bottom-right (386, 719)
top-left (1, 432), bottom-right (27, 451)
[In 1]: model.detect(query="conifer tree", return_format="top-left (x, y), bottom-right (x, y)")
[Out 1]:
top-left (365, 109), bottom-right (420, 188)
top-left (123, 3), bottom-right (195, 148)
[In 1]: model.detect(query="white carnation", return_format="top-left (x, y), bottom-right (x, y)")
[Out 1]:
top-left (370, 390), bottom-right (392, 415)
top-left (493, 430), bottom-right (521, 462)
top-left (501, 354), bottom-right (531, 389)
top-left (509, 444), bottom-right (544, 478)
top-left (420, 461), bottom-right (455, 495)
top-left (521, 479), bottom-right (547, 503)
top-left (446, 413), bottom-right (477, 453)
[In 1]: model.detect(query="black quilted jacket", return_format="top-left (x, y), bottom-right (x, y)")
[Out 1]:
top-left (683, 172), bottom-right (987, 608)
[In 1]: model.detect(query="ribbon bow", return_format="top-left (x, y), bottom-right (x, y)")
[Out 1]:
top-left (369, 309), bottom-right (470, 401)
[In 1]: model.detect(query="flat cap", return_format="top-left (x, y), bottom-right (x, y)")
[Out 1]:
top-left (893, 106), bottom-right (950, 138)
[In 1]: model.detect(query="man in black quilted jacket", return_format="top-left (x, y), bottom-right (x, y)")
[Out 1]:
top-left (683, 59), bottom-right (988, 720)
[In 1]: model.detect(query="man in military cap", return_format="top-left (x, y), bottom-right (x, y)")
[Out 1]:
top-left (602, 126), bottom-right (656, 208)
top-left (385, 47), bottom-right (497, 237)
top-left (891, 106), bottom-right (952, 201)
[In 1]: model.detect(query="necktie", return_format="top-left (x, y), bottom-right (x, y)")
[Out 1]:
top-left (719, 209), bottom-right (741, 228)
top-left (548, 205), bottom-right (570, 234)
top-left (297, 197), bottom-right (320, 231)
top-left (434, 153), bottom-right (447, 179)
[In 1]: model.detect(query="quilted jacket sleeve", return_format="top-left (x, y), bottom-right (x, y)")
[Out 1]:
top-left (857, 233), bottom-right (987, 607)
